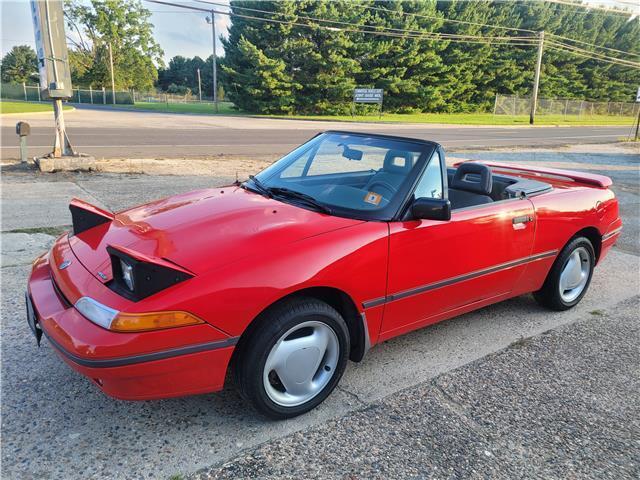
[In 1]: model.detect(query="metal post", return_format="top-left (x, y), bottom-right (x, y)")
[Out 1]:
top-left (634, 106), bottom-right (640, 140)
top-left (20, 136), bottom-right (28, 163)
top-left (23, 82), bottom-right (28, 101)
top-left (89, 86), bottom-right (93, 104)
top-left (493, 94), bottom-right (498, 115)
top-left (77, 87), bottom-right (81, 103)
top-left (530, 31), bottom-right (544, 125)
top-left (37, 87), bottom-right (41, 102)
top-left (197, 68), bottom-right (202, 102)
top-left (52, 99), bottom-right (74, 157)
top-left (102, 86), bottom-right (106, 104)
top-left (108, 42), bottom-right (116, 104)
top-left (210, 11), bottom-right (218, 113)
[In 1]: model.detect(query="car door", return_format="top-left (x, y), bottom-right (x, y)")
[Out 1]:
top-left (379, 152), bottom-right (536, 340)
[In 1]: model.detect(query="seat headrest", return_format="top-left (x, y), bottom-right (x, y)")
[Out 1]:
top-left (383, 150), bottom-right (413, 174)
top-left (451, 162), bottom-right (492, 195)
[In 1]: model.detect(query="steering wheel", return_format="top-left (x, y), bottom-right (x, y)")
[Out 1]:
top-left (366, 180), bottom-right (396, 199)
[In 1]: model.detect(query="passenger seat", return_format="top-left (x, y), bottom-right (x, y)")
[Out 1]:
top-left (448, 163), bottom-right (493, 209)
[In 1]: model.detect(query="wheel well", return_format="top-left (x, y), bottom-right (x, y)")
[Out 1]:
top-left (232, 287), bottom-right (366, 368)
top-left (573, 227), bottom-right (602, 263)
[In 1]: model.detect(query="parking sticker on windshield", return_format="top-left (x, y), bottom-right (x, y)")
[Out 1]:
top-left (364, 192), bottom-right (382, 206)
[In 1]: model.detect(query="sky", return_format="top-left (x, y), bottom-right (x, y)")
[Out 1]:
top-left (0, 0), bottom-right (637, 63)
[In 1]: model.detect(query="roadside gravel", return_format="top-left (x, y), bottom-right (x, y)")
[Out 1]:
top-left (191, 297), bottom-right (640, 480)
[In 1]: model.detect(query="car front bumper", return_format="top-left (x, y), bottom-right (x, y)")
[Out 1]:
top-left (26, 249), bottom-right (237, 401)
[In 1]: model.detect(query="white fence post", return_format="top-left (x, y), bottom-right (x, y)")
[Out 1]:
top-left (23, 82), bottom-right (27, 101)
top-left (102, 87), bottom-right (106, 104)
top-left (89, 86), bottom-right (93, 104)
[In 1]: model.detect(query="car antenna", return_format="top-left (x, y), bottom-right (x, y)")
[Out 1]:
top-left (233, 171), bottom-right (241, 186)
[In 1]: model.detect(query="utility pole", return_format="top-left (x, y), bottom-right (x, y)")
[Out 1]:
top-left (40, 0), bottom-right (74, 157)
top-left (530, 31), bottom-right (544, 125)
top-left (208, 12), bottom-right (218, 112)
top-left (197, 68), bottom-right (202, 101)
top-left (108, 42), bottom-right (116, 104)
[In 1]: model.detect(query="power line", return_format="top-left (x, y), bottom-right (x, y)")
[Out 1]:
top-left (547, 33), bottom-right (640, 59)
top-left (194, 0), bottom-right (538, 42)
top-left (546, 39), bottom-right (640, 66)
top-left (546, 40), bottom-right (640, 67)
top-left (147, 1), bottom-right (537, 46)
top-left (356, 1), bottom-right (538, 34)
top-left (144, 0), bottom-right (639, 69)
top-left (198, 0), bottom-right (637, 59)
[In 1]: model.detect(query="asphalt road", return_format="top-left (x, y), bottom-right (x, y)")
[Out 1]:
top-left (0, 106), bottom-right (634, 160)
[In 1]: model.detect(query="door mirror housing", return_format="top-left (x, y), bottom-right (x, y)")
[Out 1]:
top-left (411, 197), bottom-right (451, 221)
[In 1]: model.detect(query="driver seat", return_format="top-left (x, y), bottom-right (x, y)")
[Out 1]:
top-left (448, 163), bottom-right (493, 209)
top-left (364, 150), bottom-right (414, 196)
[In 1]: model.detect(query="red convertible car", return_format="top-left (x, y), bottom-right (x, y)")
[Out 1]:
top-left (26, 131), bottom-right (621, 418)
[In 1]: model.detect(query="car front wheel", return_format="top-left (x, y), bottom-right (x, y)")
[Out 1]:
top-left (533, 236), bottom-right (595, 311)
top-left (234, 297), bottom-right (350, 419)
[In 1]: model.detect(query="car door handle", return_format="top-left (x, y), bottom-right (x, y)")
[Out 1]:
top-left (512, 215), bottom-right (533, 225)
top-left (512, 215), bottom-right (533, 231)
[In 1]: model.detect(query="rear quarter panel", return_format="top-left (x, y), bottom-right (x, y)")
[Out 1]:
top-left (516, 186), bottom-right (619, 294)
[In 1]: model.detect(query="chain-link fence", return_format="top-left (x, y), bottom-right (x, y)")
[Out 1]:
top-left (494, 94), bottom-right (639, 117)
top-left (132, 91), bottom-right (222, 105)
top-left (1, 83), bottom-right (134, 105)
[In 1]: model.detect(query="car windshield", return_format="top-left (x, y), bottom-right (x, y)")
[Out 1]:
top-left (249, 132), bottom-right (434, 220)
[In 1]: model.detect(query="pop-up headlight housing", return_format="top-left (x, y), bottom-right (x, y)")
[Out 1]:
top-left (69, 198), bottom-right (114, 235)
top-left (107, 245), bottom-right (194, 301)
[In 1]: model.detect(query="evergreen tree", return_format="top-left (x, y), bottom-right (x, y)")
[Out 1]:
top-left (1, 45), bottom-right (38, 84)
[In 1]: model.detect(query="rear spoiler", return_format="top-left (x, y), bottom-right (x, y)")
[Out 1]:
top-left (455, 161), bottom-right (612, 188)
top-left (69, 198), bottom-right (114, 235)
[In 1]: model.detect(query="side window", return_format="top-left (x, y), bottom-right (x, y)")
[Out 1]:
top-left (414, 151), bottom-right (443, 199)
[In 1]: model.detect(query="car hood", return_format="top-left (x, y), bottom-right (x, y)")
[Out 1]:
top-left (69, 186), bottom-right (363, 282)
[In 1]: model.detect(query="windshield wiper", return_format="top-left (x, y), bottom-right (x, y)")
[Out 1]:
top-left (268, 187), bottom-right (333, 215)
top-left (243, 175), bottom-right (272, 197)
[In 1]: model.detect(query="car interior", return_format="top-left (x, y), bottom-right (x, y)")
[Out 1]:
top-left (273, 140), bottom-right (552, 213)
top-left (445, 163), bottom-right (552, 209)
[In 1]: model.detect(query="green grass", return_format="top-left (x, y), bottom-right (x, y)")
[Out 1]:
top-left (0, 100), bottom-right (72, 114)
top-left (99, 101), bottom-right (636, 126)
top-left (125, 101), bottom-right (238, 115)
top-left (263, 112), bottom-right (637, 126)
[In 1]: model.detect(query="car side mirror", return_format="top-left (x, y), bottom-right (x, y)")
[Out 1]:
top-left (411, 197), bottom-right (451, 221)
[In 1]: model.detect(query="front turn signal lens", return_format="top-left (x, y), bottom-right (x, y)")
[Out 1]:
top-left (109, 311), bottom-right (204, 332)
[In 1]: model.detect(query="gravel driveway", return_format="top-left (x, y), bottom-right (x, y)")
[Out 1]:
top-left (1, 145), bottom-right (638, 479)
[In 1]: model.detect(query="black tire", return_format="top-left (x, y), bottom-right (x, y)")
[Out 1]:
top-left (233, 297), bottom-right (350, 419)
top-left (533, 236), bottom-right (595, 311)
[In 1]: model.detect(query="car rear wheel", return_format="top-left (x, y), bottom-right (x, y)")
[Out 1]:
top-left (234, 297), bottom-right (350, 419)
top-left (533, 236), bottom-right (595, 311)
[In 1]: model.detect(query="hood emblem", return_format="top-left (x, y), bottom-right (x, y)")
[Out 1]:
top-left (97, 271), bottom-right (108, 281)
top-left (58, 260), bottom-right (72, 270)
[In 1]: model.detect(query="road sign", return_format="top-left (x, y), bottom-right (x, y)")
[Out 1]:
top-left (354, 88), bottom-right (383, 104)
top-left (30, 0), bottom-right (72, 99)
